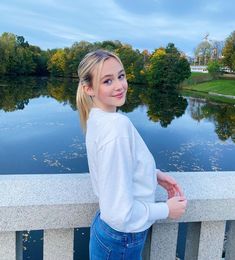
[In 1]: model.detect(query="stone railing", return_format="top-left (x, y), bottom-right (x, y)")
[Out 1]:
top-left (0, 172), bottom-right (234, 260)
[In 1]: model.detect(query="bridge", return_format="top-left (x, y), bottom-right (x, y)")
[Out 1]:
top-left (0, 172), bottom-right (234, 260)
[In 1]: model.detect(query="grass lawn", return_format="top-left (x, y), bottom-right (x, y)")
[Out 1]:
top-left (183, 79), bottom-right (235, 96)
top-left (190, 72), bottom-right (207, 78)
top-left (181, 72), bottom-right (213, 86)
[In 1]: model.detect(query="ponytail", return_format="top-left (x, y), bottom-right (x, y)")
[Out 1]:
top-left (76, 81), bottom-right (93, 132)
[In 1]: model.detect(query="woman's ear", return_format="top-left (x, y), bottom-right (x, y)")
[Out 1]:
top-left (84, 84), bottom-right (95, 97)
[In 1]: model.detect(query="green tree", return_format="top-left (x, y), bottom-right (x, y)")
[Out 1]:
top-left (30, 46), bottom-right (49, 75)
top-left (94, 40), bottom-right (122, 52)
top-left (0, 32), bottom-right (47, 76)
top-left (0, 32), bottom-right (16, 75)
top-left (207, 60), bottom-right (222, 79)
top-left (222, 31), bottom-right (235, 71)
top-left (146, 43), bottom-right (191, 88)
top-left (14, 46), bottom-right (36, 74)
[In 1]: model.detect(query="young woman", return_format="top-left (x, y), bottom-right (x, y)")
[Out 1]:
top-left (76, 49), bottom-right (187, 259)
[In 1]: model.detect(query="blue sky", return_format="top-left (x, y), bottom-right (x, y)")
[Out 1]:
top-left (0, 0), bottom-right (234, 56)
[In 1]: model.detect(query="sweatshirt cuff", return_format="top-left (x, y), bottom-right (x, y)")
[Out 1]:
top-left (155, 169), bottom-right (161, 184)
top-left (148, 202), bottom-right (169, 221)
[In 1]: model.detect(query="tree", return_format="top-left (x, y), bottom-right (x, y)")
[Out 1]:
top-left (16, 36), bottom-right (29, 48)
top-left (222, 31), bottom-right (235, 72)
top-left (0, 32), bottom-right (47, 76)
top-left (207, 60), bottom-right (222, 79)
top-left (47, 49), bottom-right (67, 76)
top-left (0, 32), bottom-right (16, 75)
top-left (94, 40), bottom-right (122, 52)
top-left (146, 43), bottom-right (191, 88)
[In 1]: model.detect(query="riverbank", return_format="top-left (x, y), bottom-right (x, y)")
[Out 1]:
top-left (183, 79), bottom-right (235, 96)
top-left (181, 73), bottom-right (235, 104)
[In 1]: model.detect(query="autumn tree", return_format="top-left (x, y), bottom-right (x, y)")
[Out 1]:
top-left (222, 31), bottom-right (235, 71)
top-left (146, 43), bottom-right (191, 88)
top-left (47, 49), bottom-right (67, 76)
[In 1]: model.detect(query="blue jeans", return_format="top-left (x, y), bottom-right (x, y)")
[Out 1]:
top-left (89, 211), bottom-right (149, 260)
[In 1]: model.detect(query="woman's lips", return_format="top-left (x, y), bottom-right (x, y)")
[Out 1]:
top-left (113, 92), bottom-right (124, 98)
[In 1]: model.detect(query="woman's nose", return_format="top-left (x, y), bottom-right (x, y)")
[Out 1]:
top-left (114, 79), bottom-right (125, 90)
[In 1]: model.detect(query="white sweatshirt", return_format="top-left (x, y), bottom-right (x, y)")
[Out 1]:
top-left (86, 107), bottom-right (169, 232)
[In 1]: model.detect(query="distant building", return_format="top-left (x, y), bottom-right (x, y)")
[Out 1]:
top-left (190, 65), bottom-right (208, 73)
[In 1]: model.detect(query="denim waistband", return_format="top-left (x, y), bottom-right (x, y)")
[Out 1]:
top-left (94, 211), bottom-right (148, 242)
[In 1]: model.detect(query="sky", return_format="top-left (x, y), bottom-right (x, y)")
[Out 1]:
top-left (0, 0), bottom-right (234, 56)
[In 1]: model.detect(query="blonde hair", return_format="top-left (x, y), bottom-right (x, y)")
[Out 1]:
top-left (76, 49), bottom-right (123, 132)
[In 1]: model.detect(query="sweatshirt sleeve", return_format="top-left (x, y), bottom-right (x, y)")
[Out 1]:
top-left (97, 134), bottom-right (169, 232)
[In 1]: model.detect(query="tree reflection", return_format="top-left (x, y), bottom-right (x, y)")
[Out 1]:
top-left (1, 78), bottom-right (235, 142)
top-left (139, 88), bottom-right (187, 127)
top-left (0, 77), bottom-right (76, 112)
top-left (188, 98), bottom-right (235, 142)
top-left (0, 77), bottom-right (47, 112)
top-left (119, 84), bottom-right (188, 128)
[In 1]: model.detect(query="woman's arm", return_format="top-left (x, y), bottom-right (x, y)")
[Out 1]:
top-left (97, 136), bottom-right (169, 232)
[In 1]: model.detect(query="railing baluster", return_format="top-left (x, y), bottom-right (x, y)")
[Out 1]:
top-left (0, 231), bottom-right (16, 260)
top-left (225, 220), bottom-right (235, 260)
top-left (16, 231), bottom-right (23, 260)
top-left (197, 221), bottom-right (226, 260)
top-left (184, 222), bottom-right (201, 260)
top-left (150, 223), bottom-right (178, 260)
top-left (43, 228), bottom-right (74, 260)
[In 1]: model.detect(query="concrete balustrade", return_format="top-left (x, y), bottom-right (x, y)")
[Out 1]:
top-left (0, 172), bottom-right (234, 260)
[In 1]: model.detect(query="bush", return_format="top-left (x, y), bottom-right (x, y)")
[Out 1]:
top-left (207, 60), bottom-right (222, 79)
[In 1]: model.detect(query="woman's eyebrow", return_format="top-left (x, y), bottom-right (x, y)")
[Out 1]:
top-left (100, 69), bottom-right (125, 81)
top-left (100, 74), bottom-right (113, 81)
top-left (118, 69), bottom-right (125, 74)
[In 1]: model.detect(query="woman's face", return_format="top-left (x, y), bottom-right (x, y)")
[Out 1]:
top-left (92, 57), bottom-right (128, 112)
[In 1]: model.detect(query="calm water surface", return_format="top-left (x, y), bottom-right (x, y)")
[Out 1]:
top-left (0, 78), bottom-right (234, 173)
top-left (0, 77), bottom-right (234, 259)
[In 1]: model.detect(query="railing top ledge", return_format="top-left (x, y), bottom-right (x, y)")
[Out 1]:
top-left (0, 173), bottom-right (96, 206)
top-left (0, 171), bottom-right (234, 231)
top-left (156, 171), bottom-right (235, 201)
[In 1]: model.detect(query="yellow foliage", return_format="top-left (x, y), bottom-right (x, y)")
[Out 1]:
top-left (126, 72), bottom-right (135, 81)
top-left (49, 49), bottom-right (66, 72)
top-left (151, 48), bottom-right (166, 59)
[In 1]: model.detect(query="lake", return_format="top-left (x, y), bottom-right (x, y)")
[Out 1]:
top-left (0, 77), bottom-right (234, 259)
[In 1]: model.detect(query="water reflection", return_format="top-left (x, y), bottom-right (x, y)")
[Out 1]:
top-left (0, 77), bottom-right (234, 143)
top-left (188, 97), bottom-right (235, 142)
top-left (0, 77), bottom-right (76, 112)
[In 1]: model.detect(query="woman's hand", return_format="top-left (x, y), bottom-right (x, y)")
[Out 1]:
top-left (167, 196), bottom-right (187, 219)
top-left (157, 170), bottom-right (184, 198)
top-left (157, 170), bottom-right (187, 219)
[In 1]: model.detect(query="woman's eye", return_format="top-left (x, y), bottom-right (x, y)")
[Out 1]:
top-left (119, 74), bottom-right (125, 80)
top-left (104, 79), bottom-right (112, 85)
